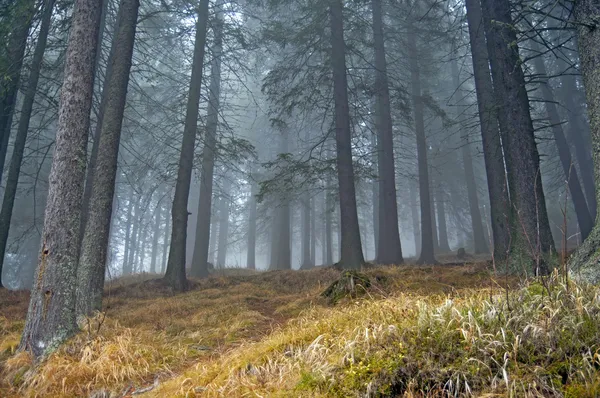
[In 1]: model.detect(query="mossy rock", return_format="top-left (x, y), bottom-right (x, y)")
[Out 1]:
top-left (321, 270), bottom-right (371, 304)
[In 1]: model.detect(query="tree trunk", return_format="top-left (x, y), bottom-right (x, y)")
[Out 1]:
top-left (126, 196), bottom-right (141, 275)
top-left (464, 0), bottom-right (510, 261)
top-left (568, 0), bottom-right (600, 283)
top-left (0, 0), bottom-right (54, 287)
top-left (216, 179), bottom-right (231, 268)
top-left (371, 133), bottom-right (379, 258)
top-left (19, 0), bottom-right (102, 359)
top-left (150, 195), bottom-right (163, 274)
top-left (163, 0), bottom-right (210, 291)
top-left (76, 0), bottom-right (139, 316)
top-left (435, 184), bottom-right (451, 253)
top-left (161, 199), bottom-right (171, 274)
top-left (530, 40), bottom-right (593, 240)
top-left (122, 191), bottom-right (134, 275)
top-left (310, 196), bottom-right (316, 266)
top-left (209, 202), bottom-right (219, 266)
top-left (328, 0), bottom-right (365, 269)
top-left (246, 179), bottom-right (257, 270)
top-left (409, 179), bottom-right (421, 257)
top-left (372, 0), bottom-right (403, 265)
top-left (190, 8), bottom-right (223, 277)
top-left (450, 46), bottom-right (489, 254)
top-left (0, 0), bottom-right (36, 187)
top-left (481, 0), bottom-right (555, 270)
top-left (408, 28), bottom-right (436, 264)
top-left (325, 182), bottom-right (333, 265)
top-left (300, 194), bottom-right (311, 268)
top-left (270, 128), bottom-right (292, 271)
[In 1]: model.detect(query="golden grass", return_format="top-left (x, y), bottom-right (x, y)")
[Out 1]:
top-left (7, 262), bottom-right (596, 397)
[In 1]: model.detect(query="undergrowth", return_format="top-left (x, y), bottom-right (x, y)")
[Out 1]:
top-left (1, 263), bottom-right (598, 397)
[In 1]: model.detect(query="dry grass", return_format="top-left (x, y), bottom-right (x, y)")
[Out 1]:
top-left (3, 261), bottom-right (597, 397)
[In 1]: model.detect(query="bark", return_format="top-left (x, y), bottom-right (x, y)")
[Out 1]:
top-left (372, 0), bottom-right (403, 265)
top-left (161, 200), bottom-right (171, 274)
top-left (464, 0), bottom-right (510, 261)
top-left (435, 185), bottom-right (451, 253)
top-left (568, 0), bottom-right (600, 283)
top-left (325, 181), bottom-right (333, 265)
top-left (481, 0), bottom-right (555, 268)
top-left (80, 0), bottom-right (110, 237)
top-left (371, 133), bottom-right (379, 257)
top-left (450, 46), bottom-right (489, 254)
top-left (149, 196), bottom-right (162, 274)
top-left (76, 0), bottom-right (139, 317)
top-left (190, 9), bottom-right (223, 277)
top-left (409, 179), bottom-right (421, 257)
top-left (408, 28), bottom-right (436, 264)
top-left (0, 0), bottom-right (54, 287)
top-left (19, 0), bottom-right (102, 359)
top-left (125, 196), bottom-right (141, 275)
top-left (246, 180), bottom-right (257, 270)
top-left (328, 0), bottom-right (365, 269)
top-left (216, 179), bottom-right (231, 268)
top-left (163, 0), bottom-right (210, 291)
top-left (300, 194), bottom-right (311, 268)
top-left (208, 203), bottom-right (218, 266)
top-left (269, 129), bottom-right (292, 270)
top-left (530, 40), bottom-right (593, 240)
top-left (310, 196), bottom-right (316, 265)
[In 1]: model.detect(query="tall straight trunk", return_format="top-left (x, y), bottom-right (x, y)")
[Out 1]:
top-left (19, 0), bottom-right (101, 359)
top-left (216, 179), bottom-right (231, 268)
top-left (122, 191), bottom-right (134, 274)
top-left (76, 0), bottom-right (139, 316)
top-left (429, 163), bottom-right (440, 253)
top-left (481, 0), bottom-right (555, 267)
top-left (408, 28), bottom-right (436, 264)
top-left (325, 181), bottom-right (333, 265)
top-left (372, 0), bottom-right (403, 265)
top-left (300, 194), bottom-right (311, 268)
top-left (450, 47), bottom-right (488, 254)
top-left (409, 179), bottom-right (421, 257)
top-left (80, 0), bottom-right (111, 237)
top-left (163, 0), bottom-right (210, 291)
top-left (568, 0), bottom-right (600, 282)
top-left (126, 196), bottom-right (141, 275)
top-left (310, 196), bottom-right (316, 265)
top-left (464, 0), bottom-right (510, 261)
top-left (435, 185), bottom-right (451, 253)
top-left (138, 215), bottom-right (148, 272)
top-left (246, 179), bottom-right (257, 270)
top-left (328, 0), bottom-right (365, 269)
top-left (530, 41), bottom-right (593, 239)
top-left (209, 203), bottom-right (219, 266)
top-left (371, 133), bottom-right (379, 257)
top-left (161, 200), bottom-right (171, 274)
top-left (560, 72), bottom-right (597, 218)
top-left (190, 9), bottom-right (223, 277)
top-left (0, 0), bottom-right (36, 186)
top-left (150, 196), bottom-right (162, 273)
top-left (0, 0), bottom-right (54, 287)
top-left (270, 129), bottom-right (292, 270)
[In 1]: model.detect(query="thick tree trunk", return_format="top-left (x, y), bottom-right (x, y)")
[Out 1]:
top-left (76, 0), bottom-right (139, 317)
top-left (408, 28), bottom-right (436, 264)
top-left (409, 179), bottom-right (421, 257)
top-left (163, 0), bottom-right (210, 291)
top-left (568, 0), bottom-right (600, 283)
top-left (371, 133), bottom-right (379, 257)
top-left (216, 179), bottom-right (231, 268)
top-left (0, 0), bottom-right (55, 287)
top-left (530, 40), bottom-right (593, 240)
top-left (372, 0), bottom-right (403, 265)
top-left (209, 203), bottom-right (219, 266)
top-left (19, 0), bottom-right (102, 359)
top-left (0, 0), bottom-right (36, 187)
top-left (190, 9), bottom-right (223, 278)
top-left (464, 0), bottom-right (510, 261)
top-left (270, 129), bottom-right (291, 270)
top-left (450, 47), bottom-right (488, 254)
top-left (481, 0), bottom-right (555, 270)
top-left (435, 185), bottom-right (451, 253)
top-left (246, 179), bottom-right (257, 270)
top-left (328, 0), bottom-right (365, 269)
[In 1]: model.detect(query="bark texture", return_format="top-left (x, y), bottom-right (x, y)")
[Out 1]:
top-left (19, 0), bottom-right (102, 359)
top-left (329, 0), bottom-right (365, 269)
top-left (163, 0), bottom-right (210, 291)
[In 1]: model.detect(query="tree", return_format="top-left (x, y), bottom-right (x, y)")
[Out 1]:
top-left (0, 0), bottom-right (55, 287)
top-left (77, 0), bottom-right (140, 317)
top-left (329, 0), bottom-right (365, 270)
top-left (19, 0), bottom-right (102, 359)
top-left (464, 0), bottom-right (510, 262)
top-left (372, 0), bottom-right (403, 265)
top-left (481, 0), bottom-right (555, 270)
top-left (163, 0), bottom-right (210, 291)
top-left (568, 0), bottom-right (600, 283)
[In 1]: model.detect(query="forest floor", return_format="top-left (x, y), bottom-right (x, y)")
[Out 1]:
top-left (1, 256), bottom-right (600, 397)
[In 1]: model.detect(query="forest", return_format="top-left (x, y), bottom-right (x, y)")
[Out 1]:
top-left (1, 0), bottom-right (600, 396)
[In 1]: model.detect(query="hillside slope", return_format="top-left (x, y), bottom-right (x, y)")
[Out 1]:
top-left (1, 262), bottom-right (599, 397)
